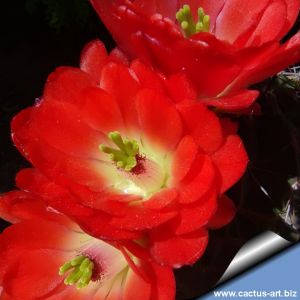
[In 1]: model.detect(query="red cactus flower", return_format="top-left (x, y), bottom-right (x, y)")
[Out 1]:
top-left (90, 0), bottom-right (300, 110)
top-left (11, 40), bottom-right (247, 267)
top-left (0, 191), bottom-right (175, 300)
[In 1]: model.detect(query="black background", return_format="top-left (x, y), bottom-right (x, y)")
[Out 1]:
top-left (0, 1), bottom-right (300, 299)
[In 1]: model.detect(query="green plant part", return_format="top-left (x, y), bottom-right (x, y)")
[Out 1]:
top-left (59, 255), bottom-right (94, 289)
top-left (176, 4), bottom-right (210, 38)
top-left (100, 131), bottom-right (139, 172)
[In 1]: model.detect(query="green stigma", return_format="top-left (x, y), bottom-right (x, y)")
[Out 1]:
top-left (59, 255), bottom-right (94, 289)
top-left (176, 5), bottom-right (210, 37)
top-left (100, 131), bottom-right (139, 172)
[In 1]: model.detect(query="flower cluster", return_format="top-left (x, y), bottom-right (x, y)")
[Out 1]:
top-left (91, 0), bottom-right (300, 111)
top-left (1, 1), bottom-right (299, 299)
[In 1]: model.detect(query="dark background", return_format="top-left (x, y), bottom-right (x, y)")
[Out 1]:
top-left (0, 1), bottom-right (300, 299)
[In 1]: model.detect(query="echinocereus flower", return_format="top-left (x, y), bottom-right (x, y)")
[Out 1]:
top-left (10, 40), bottom-right (248, 267)
top-left (0, 191), bottom-right (175, 300)
top-left (90, 0), bottom-right (300, 110)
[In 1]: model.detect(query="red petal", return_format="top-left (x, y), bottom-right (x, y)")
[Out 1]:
top-left (139, 33), bottom-right (241, 97)
top-left (80, 39), bottom-right (108, 83)
top-left (165, 73), bottom-right (197, 103)
top-left (136, 89), bottom-right (182, 151)
top-left (149, 262), bottom-right (176, 300)
top-left (232, 33), bottom-right (300, 90)
top-left (245, 0), bottom-right (287, 47)
top-left (16, 169), bottom-right (141, 240)
top-left (282, 0), bottom-right (300, 35)
top-left (123, 268), bottom-right (151, 300)
top-left (202, 90), bottom-right (259, 112)
top-left (215, 0), bottom-right (270, 44)
top-left (212, 135), bottom-right (248, 193)
top-left (109, 47), bottom-right (130, 65)
top-left (29, 100), bottom-right (104, 158)
top-left (220, 118), bottom-right (239, 137)
top-left (150, 227), bottom-right (208, 267)
top-left (179, 154), bottom-right (215, 204)
top-left (3, 249), bottom-right (68, 299)
top-left (0, 190), bottom-right (72, 228)
top-left (0, 219), bottom-right (79, 252)
top-left (172, 136), bottom-right (198, 183)
top-left (173, 188), bottom-right (217, 235)
top-left (12, 109), bottom-right (109, 193)
top-left (100, 62), bottom-right (140, 131)
top-left (177, 101), bottom-right (223, 153)
top-left (82, 87), bottom-right (124, 133)
top-left (144, 188), bottom-right (178, 210)
top-left (110, 204), bottom-right (177, 231)
top-left (131, 60), bottom-right (165, 92)
top-left (208, 194), bottom-right (236, 229)
top-left (44, 67), bottom-right (94, 106)
top-left (0, 191), bottom-right (46, 224)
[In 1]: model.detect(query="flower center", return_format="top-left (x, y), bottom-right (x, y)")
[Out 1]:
top-left (100, 131), bottom-right (170, 198)
top-left (59, 255), bottom-right (94, 289)
top-left (100, 131), bottom-right (139, 172)
top-left (176, 4), bottom-right (210, 37)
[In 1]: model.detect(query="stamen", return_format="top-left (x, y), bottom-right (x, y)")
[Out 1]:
top-left (100, 131), bottom-right (139, 172)
top-left (176, 5), bottom-right (210, 38)
top-left (59, 255), bottom-right (94, 289)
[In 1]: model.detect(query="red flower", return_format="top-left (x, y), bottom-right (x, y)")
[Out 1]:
top-left (90, 0), bottom-right (300, 110)
top-left (0, 191), bottom-right (175, 300)
top-left (11, 40), bottom-right (247, 267)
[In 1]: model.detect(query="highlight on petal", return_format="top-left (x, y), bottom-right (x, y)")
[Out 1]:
top-left (80, 39), bottom-right (108, 83)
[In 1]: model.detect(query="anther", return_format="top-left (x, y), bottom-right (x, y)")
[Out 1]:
top-left (176, 5), bottom-right (210, 37)
top-left (100, 131), bottom-right (139, 172)
top-left (59, 255), bottom-right (94, 289)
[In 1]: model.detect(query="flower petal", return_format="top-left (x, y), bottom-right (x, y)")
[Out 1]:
top-left (0, 190), bottom-right (73, 229)
top-left (177, 101), bottom-right (223, 153)
top-left (164, 73), bottom-right (197, 103)
top-left (143, 188), bottom-right (178, 210)
top-left (131, 60), bottom-right (165, 92)
top-left (171, 135), bottom-right (198, 183)
top-left (231, 32), bottom-right (300, 90)
top-left (123, 267), bottom-right (152, 300)
top-left (208, 194), bottom-right (236, 229)
top-left (80, 39), bottom-right (108, 83)
top-left (245, 0), bottom-right (287, 47)
top-left (150, 227), bottom-right (208, 268)
top-left (44, 67), bottom-right (95, 106)
top-left (212, 135), bottom-right (248, 193)
top-left (100, 62), bottom-right (140, 132)
top-left (2, 249), bottom-right (68, 299)
top-left (12, 109), bottom-right (110, 193)
top-left (16, 169), bottom-right (141, 240)
top-left (178, 154), bottom-right (215, 204)
top-left (136, 89), bottom-right (182, 151)
top-left (82, 87), bottom-right (125, 133)
top-left (215, 0), bottom-right (270, 44)
top-left (173, 188), bottom-right (217, 235)
top-left (202, 90), bottom-right (259, 112)
top-left (110, 204), bottom-right (177, 231)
